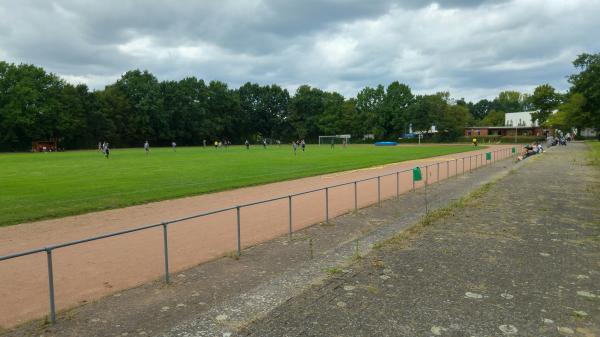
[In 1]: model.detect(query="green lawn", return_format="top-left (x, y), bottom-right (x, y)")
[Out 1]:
top-left (0, 144), bottom-right (480, 227)
top-left (586, 140), bottom-right (600, 166)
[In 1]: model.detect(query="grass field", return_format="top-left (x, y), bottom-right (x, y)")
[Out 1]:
top-left (586, 140), bottom-right (600, 166)
top-left (0, 144), bottom-right (481, 227)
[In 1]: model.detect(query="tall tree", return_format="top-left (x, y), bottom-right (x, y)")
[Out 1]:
top-left (436, 103), bottom-right (471, 141)
top-left (384, 82), bottom-right (414, 138)
top-left (491, 91), bottom-right (529, 113)
top-left (238, 83), bottom-right (290, 141)
top-left (288, 85), bottom-right (325, 140)
top-left (95, 84), bottom-right (133, 146)
top-left (0, 62), bottom-right (66, 150)
top-left (471, 99), bottom-right (492, 120)
top-left (114, 70), bottom-right (165, 145)
top-left (206, 80), bottom-right (241, 142)
top-left (530, 84), bottom-right (561, 125)
top-left (356, 85), bottom-right (385, 138)
top-left (479, 110), bottom-right (505, 126)
top-left (568, 53), bottom-right (600, 130)
top-left (161, 77), bottom-right (209, 145)
top-left (407, 94), bottom-right (445, 133)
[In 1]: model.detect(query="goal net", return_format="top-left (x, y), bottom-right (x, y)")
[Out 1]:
top-left (318, 134), bottom-right (351, 145)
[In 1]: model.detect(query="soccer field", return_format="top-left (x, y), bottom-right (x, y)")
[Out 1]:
top-left (0, 144), bottom-right (480, 227)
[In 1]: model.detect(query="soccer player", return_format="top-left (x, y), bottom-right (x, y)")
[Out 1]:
top-left (172, 141), bottom-right (176, 151)
top-left (245, 139), bottom-right (250, 150)
top-left (301, 139), bottom-right (306, 152)
top-left (144, 140), bottom-right (150, 154)
top-left (104, 142), bottom-right (110, 159)
top-left (292, 140), bottom-right (298, 156)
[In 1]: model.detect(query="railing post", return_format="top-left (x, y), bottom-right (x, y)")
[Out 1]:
top-left (425, 165), bottom-right (429, 186)
top-left (377, 176), bottom-right (381, 206)
top-left (455, 158), bottom-right (457, 177)
top-left (236, 207), bottom-right (241, 256)
top-left (162, 223), bottom-right (170, 283)
top-left (446, 160), bottom-right (449, 179)
top-left (325, 187), bottom-right (329, 223)
top-left (354, 181), bottom-right (358, 211)
top-left (436, 162), bottom-right (440, 183)
top-left (46, 248), bottom-right (56, 324)
top-left (462, 157), bottom-right (464, 174)
top-left (288, 196), bottom-right (292, 239)
top-left (396, 172), bottom-right (400, 198)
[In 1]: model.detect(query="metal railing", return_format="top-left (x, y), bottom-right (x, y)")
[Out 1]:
top-left (0, 147), bottom-right (515, 324)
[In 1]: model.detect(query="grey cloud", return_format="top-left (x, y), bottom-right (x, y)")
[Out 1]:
top-left (0, 0), bottom-right (598, 101)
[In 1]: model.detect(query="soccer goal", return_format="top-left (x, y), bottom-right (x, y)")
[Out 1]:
top-left (318, 134), bottom-right (351, 145)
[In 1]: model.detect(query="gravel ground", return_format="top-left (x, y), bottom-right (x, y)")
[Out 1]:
top-left (239, 143), bottom-right (600, 337)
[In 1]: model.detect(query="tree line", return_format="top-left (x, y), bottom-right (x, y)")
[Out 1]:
top-left (1, 53), bottom-right (598, 151)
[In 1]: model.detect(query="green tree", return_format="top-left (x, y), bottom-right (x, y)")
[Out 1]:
top-left (530, 84), bottom-right (561, 125)
top-left (491, 91), bottom-right (529, 113)
top-left (356, 85), bottom-right (385, 138)
top-left (95, 85), bottom-right (133, 146)
top-left (114, 70), bottom-right (165, 145)
top-left (471, 99), bottom-right (492, 120)
top-left (545, 93), bottom-right (589, 133)
top-left (436, 103), bottom-right (471, 141)
top-left (0, 62), bottom-right (66, 150)
top-left (568, 53), bottom-right (600, 131)
top-left (479, 110), bottom-right (505, 126)
top-left (407, 94), bottom-right (445, 134)
top-left (161, 77), bottom-right (210, 145)
top-left (206, 80), bottom-right (241, 142)
top-left (317, 91), bottom-right (346, 135)
top-left (238, 83), bottom-right (290, 141)
top-left (384, 82), bottom-right (414, 138)
top-left (288, 85), bottom-right (325, 140)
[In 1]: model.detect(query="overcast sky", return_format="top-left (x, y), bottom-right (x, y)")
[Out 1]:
top-left (1, 0), bottom-right (598, 101)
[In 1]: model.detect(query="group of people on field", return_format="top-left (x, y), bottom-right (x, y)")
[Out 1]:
top-left (291, 139), bottom-right (306, 155)
top-left (98, 141), bottom-right (110, 158)
top-left (98, 139), bottom-right (319, 157)
top-left (213, 140), bottom-right (232, 148)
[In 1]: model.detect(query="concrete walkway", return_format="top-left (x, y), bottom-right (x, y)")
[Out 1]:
top-left (238, 143), bottom-right (600, 336)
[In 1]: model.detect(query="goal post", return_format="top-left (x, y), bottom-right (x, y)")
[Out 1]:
top-left (318, 134), bottom-right (351, 145)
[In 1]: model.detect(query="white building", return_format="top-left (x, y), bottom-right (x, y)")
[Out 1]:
top-left (504, 111), bottom-right (538, 127)
top-left (580, 128), bottom-right (598, 138)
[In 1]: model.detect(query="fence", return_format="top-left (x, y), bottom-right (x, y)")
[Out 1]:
top-left (0, 147), bottom-right (516, 324)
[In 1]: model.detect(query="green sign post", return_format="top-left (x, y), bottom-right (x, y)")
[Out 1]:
top-left (486, 152), bottom-right (491, 161)
top-left (413, 167), bottom-right (422, 181)
top-left (511, 147), bottom-right (516, 154)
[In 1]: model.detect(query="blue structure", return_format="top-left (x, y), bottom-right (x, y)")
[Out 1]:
top-left (374, 141), bottom-right (398, 146)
